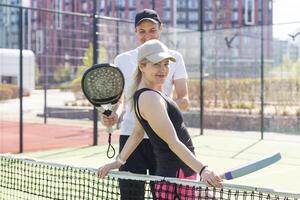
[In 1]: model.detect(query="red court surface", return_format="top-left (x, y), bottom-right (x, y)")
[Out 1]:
top-left (0, 121), bottom-right (120, 153)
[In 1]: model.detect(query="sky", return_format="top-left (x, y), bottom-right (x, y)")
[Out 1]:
top-left (272, 0), bottom-right (300, 40)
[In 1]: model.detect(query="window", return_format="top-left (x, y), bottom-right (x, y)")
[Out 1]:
top-left (116, 0), bottom-right (125, 7)
top-left (129, 11), bottom-right (135, 20)
top-left (188, 0), bottom-right (198, 8)
top-left (163, 0), bottom-right (170, 8)
top-left (268, 0), bottom-right (272, 10)
top-left (244, 0), bottom-right (255, 25)
top-left (100, 0), bottom-right (105, 9)
top-left (177, 23), bottom-right (186, 29)
top-left (258, 10), bottom-right (262, 23)
top-left (232, 0), bottom-right (238, 9)
top-left (82, 2), bottom-right (88, 11)
top-left (205, 11), bottom-right (212, 21)
top-left (36, 30), bottom-right (44, 54)
top-left (1, 76), bottom-right (17, 85)
top-left (177, 11), bottom-right (186, 21)
top-left (128, 0), bottom-right (136, 7)
top-left (189, 12), bottom-right (198, 21)
top-left (206, 0), bottom-right (212, 9)
top-left (163, 11), bottom-right (171, 21)
top-left (177, 0), bottom-right (186, 8)
top-left (232, 11), bottom-right (238, 21)
top-left (189, 24), bottom-right (199, 30)
top-left (55, 0), bottom-right (62, 29)
top-left (32, 0), bottom-right (37, 8)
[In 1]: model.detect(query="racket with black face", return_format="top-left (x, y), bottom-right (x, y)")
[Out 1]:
top-left (81, 63), bottom-right (124, 158)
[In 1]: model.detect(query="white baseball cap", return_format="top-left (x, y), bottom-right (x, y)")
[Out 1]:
top-left (137, 39), bottom-right (176, 63)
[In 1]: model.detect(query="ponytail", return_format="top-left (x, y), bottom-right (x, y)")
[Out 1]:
top-left (127, 59), bottom-right (147, 110)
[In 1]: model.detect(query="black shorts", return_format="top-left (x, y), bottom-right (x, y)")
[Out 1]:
top-left (119, 135), bottom-right (156, 175)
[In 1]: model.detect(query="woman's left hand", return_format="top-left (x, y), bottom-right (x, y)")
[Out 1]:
top-left (97, 161), bottom-right (121, 178)
top-left (200, 167), bottom-right (223, 188)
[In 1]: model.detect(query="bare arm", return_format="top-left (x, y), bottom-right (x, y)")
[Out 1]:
top-left (97, 116), bottom-right (144, 178)
top-left (118, 117), bottom-right (144, 161)
top-left (173, 78), bottom-right (189, 111)
top-left (140, 91), bottom-right (222, 187)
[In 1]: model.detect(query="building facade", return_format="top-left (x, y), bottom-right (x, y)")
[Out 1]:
top-left (99, 0), bottom-right (274, 78)
top-left (0, 0), bottom-right (274, 80)
top-left (0, 0), bottom-right (21, 48)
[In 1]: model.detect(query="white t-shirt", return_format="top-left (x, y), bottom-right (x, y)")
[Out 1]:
top-left (114, 47), bottom-right (188, 137)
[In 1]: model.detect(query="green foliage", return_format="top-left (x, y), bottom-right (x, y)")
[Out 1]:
top-left (268, 56), bottom-right (300, 78)
top-left (297, 108), bottom-right (300, 116)
top-left (83, 43), bottom-right (94, 68)
top-left (187, 78), bottom-right (300, 115)
top-left (35, 64), bottom-right (40, 84)
top-left (71, 77), bottom-right (84, 100)
top-left (76, 43), bottom-right (108, 78)
top-left (75, 65), bottom-right (88, 79)
top-left (71, 43), bottom-right (108, 99)
top-left (53, 63), bottom-right (71, 83)
top-left (71, 77), bottom-right (82, 93)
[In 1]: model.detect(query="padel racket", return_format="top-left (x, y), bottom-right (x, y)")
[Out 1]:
top-left (81, 63), bottom-right (124, 158)
top-left (221, 152), bottom-right (281, 180)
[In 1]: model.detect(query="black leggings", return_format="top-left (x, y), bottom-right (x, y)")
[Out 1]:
top-left (118, 135), bottom-right (156, 200)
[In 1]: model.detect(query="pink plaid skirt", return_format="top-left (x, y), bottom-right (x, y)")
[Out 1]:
top-left (154, 169), bottom-right (198, 200)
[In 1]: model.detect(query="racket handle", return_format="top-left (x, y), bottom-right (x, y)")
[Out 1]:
top-left (106, 126), bottom-right (113, 133)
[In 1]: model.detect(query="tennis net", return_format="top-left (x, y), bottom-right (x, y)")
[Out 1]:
top-left (0, 154), bottom-right (299, 200)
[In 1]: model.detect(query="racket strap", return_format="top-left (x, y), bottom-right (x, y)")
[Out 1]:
top-left (106, 133), bottom-right (115, 158)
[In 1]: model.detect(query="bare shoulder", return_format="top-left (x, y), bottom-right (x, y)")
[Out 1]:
top-left (138, 90), bottom-right (165, 109)
top-left (138, 90), bottom-right (166, 119)
top-left (139, 90), bottom-right (161, 101)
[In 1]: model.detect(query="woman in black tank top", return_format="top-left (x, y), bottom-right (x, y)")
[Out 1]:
top-left (98, 40), bottom-right (223, 198)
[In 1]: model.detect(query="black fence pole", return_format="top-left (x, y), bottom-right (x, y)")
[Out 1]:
top-left (260, 1), bottom-right (264, 140)
top-left (19, 6), bottom-right (23, 153)
top-left (44, 11), bottom-right (48, 124)
top-left (92, 0), bottom-right (98, 145)
top-left (199, 0), bottom-right (204, 135)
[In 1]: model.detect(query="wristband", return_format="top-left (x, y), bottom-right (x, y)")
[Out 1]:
top-left (116, 155), bottom-right (126, 165)
top-left (199, 165), bottom-right (208, 177)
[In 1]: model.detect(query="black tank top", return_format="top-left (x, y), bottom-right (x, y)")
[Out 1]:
top-left (134, 88), bottom-right (195, 177)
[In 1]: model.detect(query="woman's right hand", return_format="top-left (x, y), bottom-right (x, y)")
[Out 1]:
top-left (97, 161), bottom-right (122, 178)
top-left (101, 112), bottom-right (119, 127)
top-left (200, 167), bottom-right (223, 188)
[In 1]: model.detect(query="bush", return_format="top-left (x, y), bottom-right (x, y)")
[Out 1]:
top-left (296, 108), bottom-right (300, 116)
top-left (0, 87), bottom-right (13, 100)
top-left (71, 77), bottom-right (84, 99)
top-left (2, 84), bottom-right (19, 98)
top-left (187, 78), bottom-right (300, 114)
top-left (0, 84), bottom-right (30, 100)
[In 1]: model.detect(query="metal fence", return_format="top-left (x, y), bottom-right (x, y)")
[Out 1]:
top-left (1, 2), bottom-right (300, 153)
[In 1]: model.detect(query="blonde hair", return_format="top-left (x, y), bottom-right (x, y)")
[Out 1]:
top-left (127, 58), bottom-right (148, 110)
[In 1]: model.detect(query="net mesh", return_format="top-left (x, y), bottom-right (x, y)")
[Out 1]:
top-left (0, 154), bottom-right (299, 200)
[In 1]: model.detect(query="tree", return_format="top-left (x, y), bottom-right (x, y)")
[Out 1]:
top-left (75, 43), bottom-right (108, 78)
top-left (53, 63), bottom-right (71, 83)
